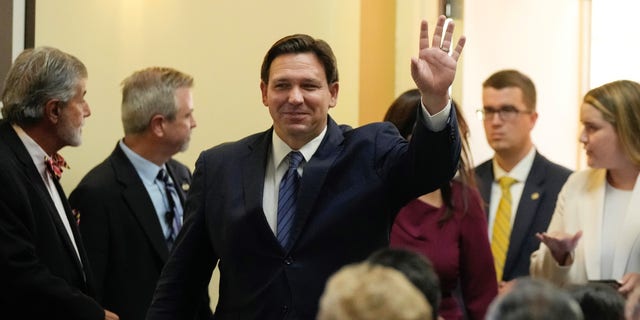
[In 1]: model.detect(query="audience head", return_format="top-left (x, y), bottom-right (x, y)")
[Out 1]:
top-left (121, 67), bottom-right (195, 154)
top-left (486, 277), bottom-right (583, 320)
top-left (367, 247), bottom-right (440, 319)
top-left (317, 262), bottom-right (432, 320)
top-left (480, 70), bottom-right (538, 162)
top-left (580, 80), bottom-right (640, 168)
top-left (567, 283), bottom-right (625, 320)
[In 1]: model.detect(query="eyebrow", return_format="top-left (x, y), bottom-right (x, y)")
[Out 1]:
top-left (483, 105), bottom-right (517, 109)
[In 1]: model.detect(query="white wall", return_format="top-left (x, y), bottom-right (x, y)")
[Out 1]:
top-left (35, 0), bottom-right (361, 193)
top-left (590, 0), bottom-right (640, 87)
top-left (461, 0), bottom-right (583, 170)
top-left (11, 0), bottom-right (25, 60)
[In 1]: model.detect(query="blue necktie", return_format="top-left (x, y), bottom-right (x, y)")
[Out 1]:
top-left (157, 168), bottom-right (183, 250)
top-left (277, 151), bottom-right (304, 248)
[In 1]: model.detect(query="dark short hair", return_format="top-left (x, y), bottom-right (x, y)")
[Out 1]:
top-left (567, 283), bottom-right (625, 320)
top-left (367, 248), bottom-right (440, 320)
top-left (260, 34), bottom-right (338, 85)
top-left (483, 69), bottom-right (537, 111)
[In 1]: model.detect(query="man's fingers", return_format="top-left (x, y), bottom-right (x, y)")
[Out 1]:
top-left (418, 20), bottom-right (430, 52)
top-left (430, 15), bottom-right (446, 49)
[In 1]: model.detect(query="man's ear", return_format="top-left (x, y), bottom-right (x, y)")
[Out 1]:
top-left (260, 81), bottom-right (269, 106)
top-left (44, 99), bottom-right (62, 123)
top-left (149, 114), bottom-right (165, 137)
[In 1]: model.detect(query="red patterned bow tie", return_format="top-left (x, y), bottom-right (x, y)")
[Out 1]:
top-left (44, 153), bottom-right (69, 180)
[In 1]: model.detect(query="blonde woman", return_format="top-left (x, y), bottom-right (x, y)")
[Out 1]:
top-left (531, 80), bottom-right (640, 297)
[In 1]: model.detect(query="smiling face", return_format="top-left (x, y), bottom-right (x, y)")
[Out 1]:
top-left (579, 103), bottom-right (627, 169)
top-left (260, 52), bottom-right (339, 149)
top-left (56, 78), bottom-right (90, 147)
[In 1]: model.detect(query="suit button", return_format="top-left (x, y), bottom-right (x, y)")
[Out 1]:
top-left (284, 257), bottom-right (293, 265)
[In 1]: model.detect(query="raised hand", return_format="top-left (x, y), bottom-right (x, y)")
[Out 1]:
top-left (410, 15), bottom-right (466, 114)
top-left (536, 230), bottom-right (583, 265)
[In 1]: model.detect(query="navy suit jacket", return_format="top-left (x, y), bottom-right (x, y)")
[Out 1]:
top-left (147, 112), bottom-right (460, 320)
top-left (69, 144), bottom-right (212, 320)
top-left (475, 152), bottom-right (571, 281)
top-left (0, 120), bottom-right (104, 320)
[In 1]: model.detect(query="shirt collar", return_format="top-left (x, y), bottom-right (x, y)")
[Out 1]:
top-left (119, 139), bottom-right (164, 184)
top-left (492, 146), bottom-right (536, 182)
top-left (12, 124), bottom-right (50, 180)
top-left (271, 126), bottom-right (327, 168)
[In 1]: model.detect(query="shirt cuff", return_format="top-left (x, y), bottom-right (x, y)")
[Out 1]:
top-left (420, 99), bottom-right (451, 131)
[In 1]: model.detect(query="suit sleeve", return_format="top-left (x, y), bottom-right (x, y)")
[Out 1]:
top-left (147, 153), bottom-right (217, 320)
top-left (382, 105), bottom-right (461, 206)
top-left (458, 187), bottom-right (498, 320)
top-left (0, 172), bottom-right (104, 320)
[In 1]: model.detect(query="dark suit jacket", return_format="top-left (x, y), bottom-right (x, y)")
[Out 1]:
top-left (475, 152), bottom-right (571, 281)
top-left (69, 144), bottom-right (212, 320)
top-left (0, 120), bottom-right (104, 320)
top-left (147, 112), bottom-right (460, 320)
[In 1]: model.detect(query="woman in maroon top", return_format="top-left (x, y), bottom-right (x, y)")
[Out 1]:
top-left (385, 89), bottom-right (498, 320)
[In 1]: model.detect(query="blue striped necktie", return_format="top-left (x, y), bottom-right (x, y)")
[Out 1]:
top-left (157, 168), bottom-right (183, 250)
top-left (277, 151), bottom-right (304, 248)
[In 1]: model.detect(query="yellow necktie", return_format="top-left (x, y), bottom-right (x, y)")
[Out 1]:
top-left (491, 176), bottom-right (517, 282)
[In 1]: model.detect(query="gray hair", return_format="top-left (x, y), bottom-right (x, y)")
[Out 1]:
top-left (486, 277), bottom-right (583, 320)
top-left (121, 67), bottom-right (193, 135)
top-left (1, 47), bottom-right (87, 125)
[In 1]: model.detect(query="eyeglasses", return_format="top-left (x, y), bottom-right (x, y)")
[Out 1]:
top-left (476, 105), bottom-right (532, 121)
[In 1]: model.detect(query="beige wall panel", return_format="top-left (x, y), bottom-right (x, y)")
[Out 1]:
top-left (35, 0), bottom-right (360, 192)
top-left (36, 0), bottom-right (361, 308)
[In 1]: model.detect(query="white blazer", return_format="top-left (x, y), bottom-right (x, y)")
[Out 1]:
top-left (530, 169), bottom-right (640, 286)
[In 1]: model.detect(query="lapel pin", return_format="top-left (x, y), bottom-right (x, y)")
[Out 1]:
top-left (531, 192), bottom-right (540, 200)
top-left (181, 183), bottom-right (190, 192)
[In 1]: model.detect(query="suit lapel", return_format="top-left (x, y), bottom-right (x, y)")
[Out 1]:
top-left (166, 160), bottom-right (191, 204)
top-left (241, 129), bottom-right (277, 246)
top-left (291, 117), bottom-right (343, 250)
top-left (476, 161), bottom-right (494, 215)
top-left (504, 153), bottom-right (545, 274)
top-left (51, 177), bottom-right (91, 284)
top-left (111, 146), bottom-right (169, 261)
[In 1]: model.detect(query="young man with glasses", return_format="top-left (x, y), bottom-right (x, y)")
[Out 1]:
top-left (475, 69), bottom-right (571, 294)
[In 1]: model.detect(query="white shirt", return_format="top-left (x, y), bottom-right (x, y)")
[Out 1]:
top-left (262, 102), bottom-right (451, 234)
top-left (601, 183), bottom-right (632, 279)
top-left (488, 146), bottom-right (536, 239)
top-left (12, 125), bottom-right (82, 262)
